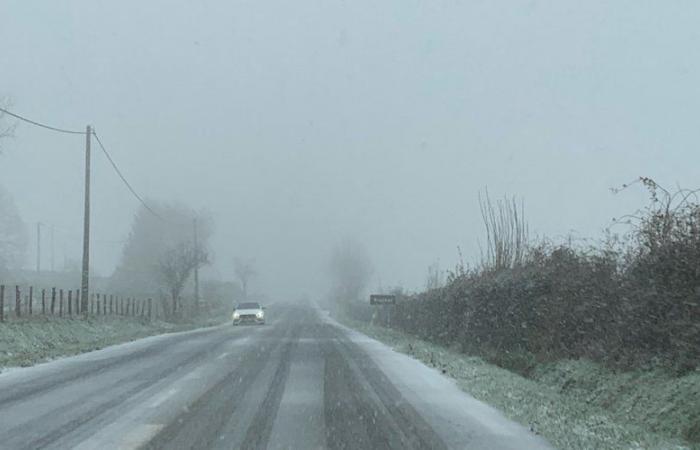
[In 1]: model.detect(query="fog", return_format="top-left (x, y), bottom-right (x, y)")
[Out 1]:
top-left (2, 1), bottom-right (699, 300)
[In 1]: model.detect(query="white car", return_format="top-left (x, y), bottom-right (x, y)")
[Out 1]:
top-left (232, 302), bottom-right (266, 325)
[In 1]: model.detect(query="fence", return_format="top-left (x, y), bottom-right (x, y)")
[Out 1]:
top-left (0, 284), bottom-right (159, 322)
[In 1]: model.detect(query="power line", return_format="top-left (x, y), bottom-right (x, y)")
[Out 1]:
top-left (91, 131), bottom-right (163, 220)
top-left (0, 106), bottom-right (86, 135)
top-left (0, 105), bottom-right (162, 220)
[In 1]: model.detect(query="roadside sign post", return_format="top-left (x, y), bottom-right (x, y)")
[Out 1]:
top-left (370, 294), bottom-right (396, 327)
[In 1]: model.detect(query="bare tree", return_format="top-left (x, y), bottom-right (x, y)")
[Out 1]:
top-left (329, 238), bottom-right (372, 305)
top-left (234, 258), bottom-right (256, 300)
top-left (0, 184), bottom-right (28, 275)
top-left (158, 241), bottom-right (209, 315)
top-left (478, 189), bottom-right (529, 271)
top-left (111, 201), bottom-right (212, 296)
top-left (0, 97), bottom-right (17, 154)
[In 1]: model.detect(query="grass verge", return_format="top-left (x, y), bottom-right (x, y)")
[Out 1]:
top-left (0, 315), bottom-right (224, 371)
top-left (339, 317), bottom-right (698, 450)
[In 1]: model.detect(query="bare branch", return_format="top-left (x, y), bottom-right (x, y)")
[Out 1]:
top-left (478, 189), bottom-right (529, 271)
top-left (158, 241), bottom-right (208, 314)
top-left (0, 97), bottom-right (17, 153)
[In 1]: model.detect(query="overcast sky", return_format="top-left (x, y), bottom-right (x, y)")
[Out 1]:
top-left (2, 1), bottom-right (699, 299)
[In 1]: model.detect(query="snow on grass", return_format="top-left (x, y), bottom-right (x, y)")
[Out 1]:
top-left (340, 317), bottom-right (695, 450)
top-left (531, 360), bottom-right (700, 447)
top-left (0, 315), bottom-right (223, 371)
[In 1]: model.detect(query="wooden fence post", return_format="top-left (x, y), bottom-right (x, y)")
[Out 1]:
top-left (103, 295), bottom-right (107, 315)
top-left (15, 285), bottom-right (20, 318)
top-left (75, 290), bottom-right (80, 315)
top-left (50, 287), bottom-right (56, 315)
top-left (68, 290), bottom-right (72, 316)
top-left (110, 295), bottom-right (113, 315)
top-left (59, 289), bottom-right (64, 317)
top-left (42, 289), bottom-right (46, 315)
top-left (0, 285), bottom-right (4, 322)
top-left (29, 286), bottom-right (33, 315)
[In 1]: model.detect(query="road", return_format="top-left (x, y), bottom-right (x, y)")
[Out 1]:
top-left (0, 304), bottom-right (551, 449)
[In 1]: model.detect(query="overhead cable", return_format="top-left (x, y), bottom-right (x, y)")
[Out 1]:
top-left (0, 106), bottom-right (86, 135)
top-left (92, 131), bottom-right (163, 220)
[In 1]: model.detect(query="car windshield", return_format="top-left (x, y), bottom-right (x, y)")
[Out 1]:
top-left (237, 303), bottom-right (260, 310)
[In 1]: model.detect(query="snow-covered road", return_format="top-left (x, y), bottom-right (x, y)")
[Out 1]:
top-left (0, 304), bottom-right (551, 449)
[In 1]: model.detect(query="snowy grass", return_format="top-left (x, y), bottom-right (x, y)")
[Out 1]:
top-left (340, 317), bottom-right (697, 450)
top-left (0, 315), bottom-right (224, 371)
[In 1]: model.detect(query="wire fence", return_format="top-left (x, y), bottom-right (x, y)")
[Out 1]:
top-left (0, 284), bottom-right (166, 322)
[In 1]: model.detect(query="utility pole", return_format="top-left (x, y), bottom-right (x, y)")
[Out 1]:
top-left (36, 222), bottom-right (42, 273)
top-left (193, 217), bottom-right (200, 310)
top-left (80, 125), bottom-right (91, 315)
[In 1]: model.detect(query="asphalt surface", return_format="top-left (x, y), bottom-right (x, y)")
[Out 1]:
top-left (0, 304), bottom-right (552, 449)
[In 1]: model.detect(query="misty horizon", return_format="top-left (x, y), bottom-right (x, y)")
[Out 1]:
top-left (2, 1), bottom-right (699, 300)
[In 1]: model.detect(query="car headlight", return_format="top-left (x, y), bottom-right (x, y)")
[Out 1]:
top-left (256, 311), bottom-right (264, 319)
top-left (233, 312), bottom-right (240, 319)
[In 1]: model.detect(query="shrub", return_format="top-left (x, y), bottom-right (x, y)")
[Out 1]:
top-left (365, 180), bottom-right (700, 373)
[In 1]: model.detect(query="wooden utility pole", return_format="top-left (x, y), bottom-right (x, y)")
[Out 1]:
top-left (80, 125), bottom-right (91, 315)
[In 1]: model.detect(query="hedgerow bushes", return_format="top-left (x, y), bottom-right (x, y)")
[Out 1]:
top-left (348, 179), bottom-right (700, 375)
